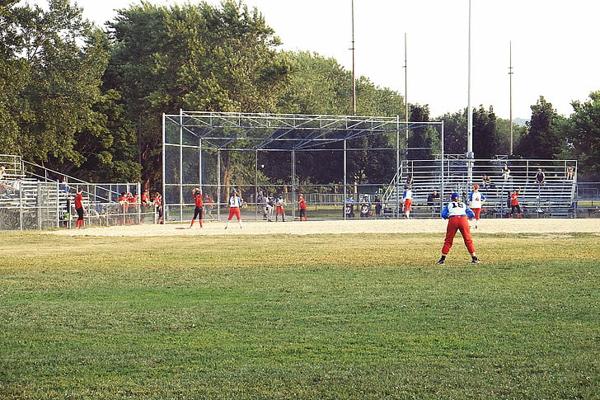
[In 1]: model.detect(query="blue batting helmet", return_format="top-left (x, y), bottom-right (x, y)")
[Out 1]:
top-left (451, 192), bottom-right (460, 200)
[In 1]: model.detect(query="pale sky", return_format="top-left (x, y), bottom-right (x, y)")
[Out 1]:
top-left (26, 0), bottom-right (600, 119)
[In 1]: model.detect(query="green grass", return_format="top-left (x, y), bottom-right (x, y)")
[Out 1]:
top-left (0, 232), bottom-right (599, 399)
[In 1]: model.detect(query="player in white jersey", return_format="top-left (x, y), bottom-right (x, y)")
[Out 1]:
top-left (468, 184), bottom-right (486, 228)
top-left (225, 189), bottom-right (243, 229)
top-left (402, 186), bottom-right (413, 219)
top-left (437, 192), bottom-right (479, 265)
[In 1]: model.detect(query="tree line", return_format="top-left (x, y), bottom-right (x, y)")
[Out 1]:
top-left (1, 0), bottom-right (598, 190)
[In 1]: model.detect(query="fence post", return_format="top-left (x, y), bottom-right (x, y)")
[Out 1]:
top-left (56, 181), bottom-right (60, 228)
top-left (137, 182), bottom-right (141, 224)
top-left (19, 183), bottom-right (23, 231)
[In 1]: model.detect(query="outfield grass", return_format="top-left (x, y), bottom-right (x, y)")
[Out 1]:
top-left (0, 232), bottom-right (599, 399)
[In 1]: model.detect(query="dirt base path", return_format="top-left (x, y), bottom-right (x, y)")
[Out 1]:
top-left (51, 218), bottom-right (600, 237)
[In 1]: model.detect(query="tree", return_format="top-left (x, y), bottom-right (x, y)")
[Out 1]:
top-left (0, 0), bottom-right (133, 181)
top-left (438, 109), bottom-right (467, 155)
top-left (516, 96), bottom-right (565, 159)
top-left (569, 91), bottom-right (600, 179)
top-left (105, 0), bottom-right (291, 189)
top-left (407, 104), bottom-right (439, 160)
top-left (472, 105), bottom-right (499, 159)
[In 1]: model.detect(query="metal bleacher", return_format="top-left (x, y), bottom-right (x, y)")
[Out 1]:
top-left (0, 154), bottom-right (147, 230)
top-left (382, 157), bottom-right (578, 218)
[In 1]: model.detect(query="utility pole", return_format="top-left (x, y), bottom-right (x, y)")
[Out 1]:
top-left (509, 40), bottom-right (514, 155)
top-left (351, 0), bottom-right (357, 114)
top-left (467, 0), bottom-right (473, 184)
top-left (404, 32), bottom-right (409, 159)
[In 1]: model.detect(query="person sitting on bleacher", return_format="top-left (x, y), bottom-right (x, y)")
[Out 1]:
top-left (535, 168), bottom-right (546, 186)
top-left (482, 174), bottom-right (492, 189)
top-left (502, 164), bottom-right (511, 182)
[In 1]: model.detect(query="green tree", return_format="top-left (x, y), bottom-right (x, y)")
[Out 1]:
top-left (407, 104), bottom-right (439, 160)
top-left (438, 109), bottom-right (467, 155)
top-left (106, 0), bottom-right (291, 189)
top-left (569, 91), bottom-right (600, 179)
top-left (516, 96), bottom-right (565, 159)
top-left (472, 105), bottom-right (499, 159)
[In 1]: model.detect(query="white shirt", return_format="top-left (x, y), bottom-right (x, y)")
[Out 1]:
top-left (446, 201), bottom-right (468, 217)
top-left (229, 195), bottom-right (241, 208)
top-left (470, 191), bottom-right (484, 208)
top-left (403, 189), bottom-right (413, 201)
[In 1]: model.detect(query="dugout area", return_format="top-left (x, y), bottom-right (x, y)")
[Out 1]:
top-left (162, 111), bottom-right (442, 222)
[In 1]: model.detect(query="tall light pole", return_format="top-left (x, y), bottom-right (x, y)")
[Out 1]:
top-left (351, 0), bottom-right (357, 115)
top-left (404, 32), bottom-right (408, 158)
top-left (467, 0), bottom-right (473, 183)
top-left (509, 40), bottom-right (514, 155)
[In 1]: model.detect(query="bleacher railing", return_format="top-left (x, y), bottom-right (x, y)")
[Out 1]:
top-left (0, 157), bottom-right (153, 230)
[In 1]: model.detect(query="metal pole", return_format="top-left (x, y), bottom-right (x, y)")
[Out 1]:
top-left (291, 150), bottom-right (296, 221)
top-left (343, 140), bottom-right (347, 220)
top-left (351, 0), bottom-right (357, 114)
top-left (441, 121), bottom-right (445, 206)
top-left (509, 40), bottom-right (514, 155)
top-left (404, 33), bottom-right (409, 160)
top-left (56, 181), bottom-right (60, 228)
top-left (162, 113), bottom-right (166, 223)
top-left (199, 138), bottom-right (203, 189)
top-left (396, 115), bottom-right (400, 218)
top-left (179, 109), bottom-right (184, 222)
top-left (217, 149), bottom-right (221, 221)
top-left (137, 182), bottom-right (141, 224)
top-left (467, 0), bottom-right (473, 185)
top-left (255, 150), bottom-right (258, 221)
top-left (19, 181), bottom-right (23, 230)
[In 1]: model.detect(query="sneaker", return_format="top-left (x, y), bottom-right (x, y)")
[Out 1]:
top-left (471, 257), bottom-right (479, 264)
top-left (436, 258), bottom-right (445, 265)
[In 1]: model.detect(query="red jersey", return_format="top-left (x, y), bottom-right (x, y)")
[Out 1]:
top-left (141, 193), bottom-right (149, 203)
top-left (154, 195), bottom-right (162, 207)
top-left (510, 193), bottom-right (519, 206)
top-left (74, 193), bottom-right (83, 209)
top-left (194, 193), bottom-right (203, 207)
top-left (299, 198), bottom-right (307, 210)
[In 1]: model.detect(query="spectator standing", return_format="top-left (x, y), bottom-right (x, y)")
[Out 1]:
top-left (154, 192), bottom-right (164, 224)
top-left (374, 195), bottom-right (382, 217)
top-left (298, 193), bottom-right (307, 221)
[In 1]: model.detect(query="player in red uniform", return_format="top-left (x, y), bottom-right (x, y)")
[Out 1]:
top-left (437, 192), bottom-right (479, 265)
top-left (225, 189), bottom-right (243, 229)
top-left (298, 193), bottom-right (307, 221)
top-left (189, 188), bottom-right (204, 228)
top-left (74, 188), bottom-right (84, 229)
top-left (510, 190), bottom-right (522, 218)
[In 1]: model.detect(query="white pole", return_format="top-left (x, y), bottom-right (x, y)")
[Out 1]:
top-left (467, 0), bottom-right (473, 185)
top-left (351, 0), bottom-right (357, 114)
top-left (404, 32), bottom-right (409, 159)
top-left (509, 40), bottom-right (514, 155)
top-left (179, 109), bottom-right (183, 222)
top-left (161, 113), bottom-right (166, 224)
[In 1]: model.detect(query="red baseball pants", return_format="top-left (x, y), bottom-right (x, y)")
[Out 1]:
top-left (442, 216), bottom-right (475, 255)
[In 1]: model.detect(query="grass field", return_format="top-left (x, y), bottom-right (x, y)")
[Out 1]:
top-left (1, 232), bottom-right (599, 399)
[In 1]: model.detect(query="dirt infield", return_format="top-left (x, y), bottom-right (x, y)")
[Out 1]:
top-left (51, 218), bottom-right (600, 237)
